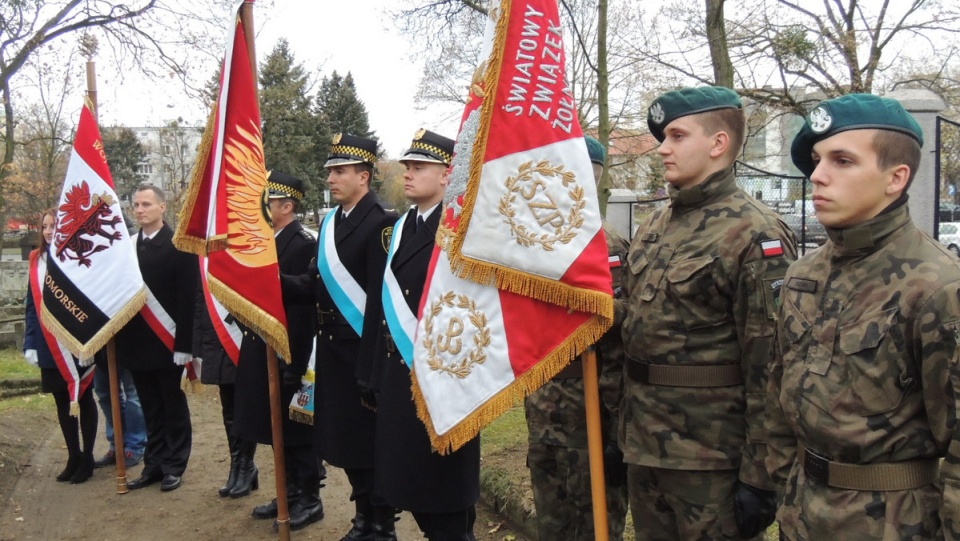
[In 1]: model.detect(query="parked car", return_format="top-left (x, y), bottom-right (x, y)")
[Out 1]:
top-left (939, 222), bottom-right (960, 257)
top-left (781, 212), bottom-right (828, 247)
top-left (940, 202), bottom-right (960, 223)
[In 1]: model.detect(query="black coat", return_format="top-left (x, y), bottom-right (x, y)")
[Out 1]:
top-left (117, 224), bottom-right (198, 370)
top-left (366, 207), bottom-right (481, 513)
top-left (283, 190), bottom-right (396, 468)
top-left (234, 221), bottom-right (317, 446)
top-left (192, 280), bottom-right (237, 386)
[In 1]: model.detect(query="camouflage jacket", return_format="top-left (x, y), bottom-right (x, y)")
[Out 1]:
top-left (619, 167), bottom-right (796, 489)
top-left (525, 220), bottom-right (630, 448)
top-left (766, 205), bottom-right (960, 540)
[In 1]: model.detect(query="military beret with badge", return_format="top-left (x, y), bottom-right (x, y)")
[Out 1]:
top-left (399, 129), bottom-right (455, 165)
top-left (584, 135), bottom-right (606, 165)
top-left (647, 86), bottom-right (742, 142)
top-left (790, 93), bottom-right (924, 177)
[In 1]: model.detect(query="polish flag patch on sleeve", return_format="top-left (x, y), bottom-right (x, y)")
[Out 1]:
top-left (761, 240), bottom-right (784, 257)
top-left (608, 255), bottom-right (622, 268)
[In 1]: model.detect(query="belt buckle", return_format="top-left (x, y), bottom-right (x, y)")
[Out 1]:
top-left (628, 359), bottom-right (650, 384)
top-left (384, 334), bottom-right (396, 353)
top-left (803, 448), bottom-right (830, 486)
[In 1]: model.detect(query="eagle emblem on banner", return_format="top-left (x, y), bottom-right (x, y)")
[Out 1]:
top-left (55, 181), bottom-right (123, 267)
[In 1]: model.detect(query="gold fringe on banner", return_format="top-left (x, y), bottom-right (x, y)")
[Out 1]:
top-left (41, 288), bottom-right (147, 366)
top-left (174, 101), bottom-right (219, 256)
top-left (69, 401), bottom-right (80, 417)
top-left (208, 276), bottom-right (291, 363)
top-left (289, 409), bottom-right (314, 426)
top-left (412, 313), bottom-right (610, 455)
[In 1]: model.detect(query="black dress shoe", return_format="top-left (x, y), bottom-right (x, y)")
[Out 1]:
top-left (127, 473), bottom-right (163, 490)
top-left (161, 474), bottom-right (182, 491)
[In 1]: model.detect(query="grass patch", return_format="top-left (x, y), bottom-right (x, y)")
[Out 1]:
top-left (0, 346), bottom-right (39, 381)
top-left (481, 405), bottom-right (527, 454)
top-left (0, 392), bottom-right (53, 413)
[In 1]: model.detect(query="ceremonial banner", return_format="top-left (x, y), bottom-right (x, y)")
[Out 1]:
top-left (445, 0), bottom-right (612, 318)
top-left (199, 256), bottom-right (242, 365)
top-left (412, 0), bottom-right (614, 454)
top-left (41, 100), bottom-right (145, 363)
top-left (175, 0), bottom-right (290, 361)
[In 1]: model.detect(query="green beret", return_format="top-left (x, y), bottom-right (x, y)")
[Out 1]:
top-left (584, 136), bottom-right (606, 165)
top-left (791, 93), bottom-right (923, 177)
top-left (647, 86), bottom-right (742, 142)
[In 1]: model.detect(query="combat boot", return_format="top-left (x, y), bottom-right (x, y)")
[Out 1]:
top-left (252, 484), bottom-right (302, 519)
top-left (286, 478), bottom-right (324, 531)
top-left (339, 497), bottom-right (373, 541)
top-left (370, 505), bottom-right (398, 541)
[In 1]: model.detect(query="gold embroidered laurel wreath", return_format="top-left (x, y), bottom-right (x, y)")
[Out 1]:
top-left (498, 160), bottom-right (585, 251)
top-left (423, 292), bottom-right (491, 379)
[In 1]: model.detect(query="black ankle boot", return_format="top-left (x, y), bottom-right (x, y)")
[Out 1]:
top-left (340, 497), bottom-right (373, 541)
top-left (56, 454), bottom-right (81, 482)
top-left (218, 448), bottom-right (241, 497)
top-left (229, 440), bottom-right (258, 498)
top-left (69, 452), bottom-right (95, 484)
top-left (370, 505), bottom-right (398, 541)
top-left (287, 480), bottom-right (324, 531)
top-left (252, 485), bottom-right (302, 519)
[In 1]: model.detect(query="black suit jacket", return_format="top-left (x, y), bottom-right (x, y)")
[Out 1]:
top-left (367, 206), bottom-right (481, 513)
top-left (117, 224), bottom-right (198, 371)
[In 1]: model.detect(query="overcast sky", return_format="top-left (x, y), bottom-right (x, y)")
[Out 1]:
top-left (93, 0), bottom-right (465, 159)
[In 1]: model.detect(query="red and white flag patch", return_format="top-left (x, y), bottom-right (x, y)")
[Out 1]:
top-left (608, 254), bottom-right (622, 268)
top-left (761, 240), bottom-right (784, 257)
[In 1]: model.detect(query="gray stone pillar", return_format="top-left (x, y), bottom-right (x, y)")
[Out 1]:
top-left (606, 188), bottom-right (638, 241)
top-left (886, 88), bottom-right (946, 237)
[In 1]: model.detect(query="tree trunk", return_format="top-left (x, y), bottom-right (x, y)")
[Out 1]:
top-left (705, 0), bottom-right (734, 88)
top-left (1, 81), bottom-right (15, 240)
top-left (597, 0), bottom-right (611, 217)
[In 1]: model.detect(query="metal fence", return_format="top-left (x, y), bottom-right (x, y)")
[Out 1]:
top-left (734, 161), bottom-right (823, 255)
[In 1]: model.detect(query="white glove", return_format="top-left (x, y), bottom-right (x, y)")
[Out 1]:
top-left (173, 352), bottom-right (193, 366)
top-left (23, 349), bottom-right (39, 367)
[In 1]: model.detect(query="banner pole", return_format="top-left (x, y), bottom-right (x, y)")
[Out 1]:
top-left (583, 346), bottom-right (609, 541)
top-left (107, 339), bottom-right (128, 493)
top-left (266, 345), bottom-right (291, 540)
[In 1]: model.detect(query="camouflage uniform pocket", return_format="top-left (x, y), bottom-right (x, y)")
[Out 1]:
top-left (665, 254), bottom-right (730, 331)
top-left (828, 307), bottom-right (905, 415)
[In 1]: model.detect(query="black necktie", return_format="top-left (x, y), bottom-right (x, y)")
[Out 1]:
top-left (416, 215), bottom-right (425, 232)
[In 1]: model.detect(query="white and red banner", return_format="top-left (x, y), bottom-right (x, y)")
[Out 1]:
top-left (175, 0), bottom-right (290, 361)
top-left (412, 0), bottom-right (613, 454)
top-left (41, 99), bottom-right (146, 363)
top-left (199, 256), bottom-right (242, 365)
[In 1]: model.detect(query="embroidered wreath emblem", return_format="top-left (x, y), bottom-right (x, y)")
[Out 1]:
top-left (809, 106), bottom-right (833, 134)
top-left (498, 160), bottom-right (585, 251)
top-left (422, 292), bottom-right (491, 379)
top-left (650, 102), bottom-right (665, 125)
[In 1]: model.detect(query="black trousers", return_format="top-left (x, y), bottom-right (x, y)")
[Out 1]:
top-left (131, 366), bottom-right (192, 477)
top-left (412, 506), bottom-right (477, 541)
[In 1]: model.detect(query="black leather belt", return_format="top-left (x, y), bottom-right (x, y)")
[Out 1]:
top-left (626, 355), bottom-right (742, 387)
top-left (799, 447), bottom-right (938, 491)
top-left (317, 309), bottom-right (347, 326)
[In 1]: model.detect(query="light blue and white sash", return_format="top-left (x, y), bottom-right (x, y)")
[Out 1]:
top-left (317, 208), bottom-right (365, 336)
top-left (382, 212), bottom-right (416, 367)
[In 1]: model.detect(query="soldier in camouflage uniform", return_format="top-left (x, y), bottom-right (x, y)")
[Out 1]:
top-left (766, 94), bottom-right (960, 541)
top-left (619, 86), bottom-right (797, 540)
top-left (525, 135), bottom-right (630, 541)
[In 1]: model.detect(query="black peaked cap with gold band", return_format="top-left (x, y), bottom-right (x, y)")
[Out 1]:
top-left (266, 170), bottom-right (305, 202)
top-left (790, 93), bottom-right (924, 178)
top-left (399, 128), bottom-right (455, 165)
top-left (324, 133), bottom-right (378, 168)
top-left (647, 86), bottom-right (742, 143)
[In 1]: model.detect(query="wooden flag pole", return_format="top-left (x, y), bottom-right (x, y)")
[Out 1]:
top-left (86, 61), bottom-right (128, 494)
top-left (583, 346), bottom-right (609, 541)
top-left (239, 3), bottom-right (289, 538)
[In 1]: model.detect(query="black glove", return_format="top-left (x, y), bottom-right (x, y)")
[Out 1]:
top-left (281, 369), bottom-right (302, 390)
top-left (733, 481), bottom-right (777, 539)
top-left (602, 440), bottom-right (627, 487)
top-left (358, 381), bottom-right (377, 411)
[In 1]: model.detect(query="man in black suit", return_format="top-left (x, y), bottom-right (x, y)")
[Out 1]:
top-left (118, 183), bottom-right (198, 492)
top-left (283, 134), bottom-right (398, 540)
top-left (234, 171), bottom-right (321, 530)
top-left (363, 129), bottom-right (481, 541)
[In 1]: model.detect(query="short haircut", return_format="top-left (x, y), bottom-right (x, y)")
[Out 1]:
top-left (697, 107), bottom-right (746, 162)
top-left (874, 130), bottom-right (921, 188)
top-left (276, 197), bottom-right (302, 214)
top-left (135, 183), bottom-right (167, 203)
top-left (352, 163), bottom-right (374, 184)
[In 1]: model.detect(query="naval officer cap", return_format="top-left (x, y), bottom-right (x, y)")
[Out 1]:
top-left (266, 171), bottom-right (305, 202)
top-left (791, 93), bottom-right (924, 177)
top-left (324, 133), bottom-right (378, 168)
top-left (399, 129), bottom-right (455, 165)
top-left (647, 86), bottom-right (742, 143)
